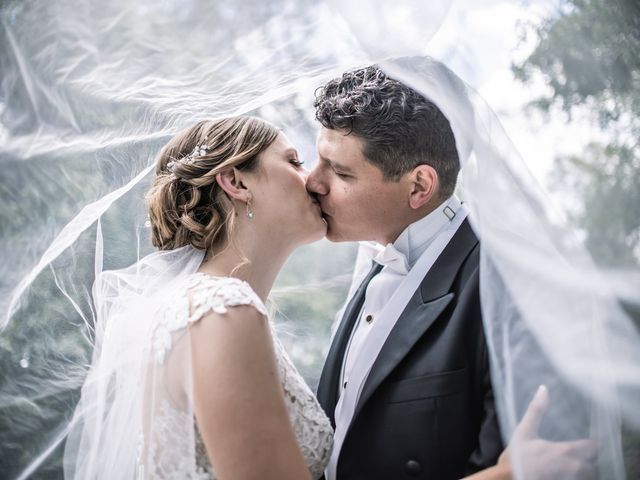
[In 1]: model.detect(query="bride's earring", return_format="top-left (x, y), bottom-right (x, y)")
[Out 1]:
top-left (246, 200), bottom-right (254, 219)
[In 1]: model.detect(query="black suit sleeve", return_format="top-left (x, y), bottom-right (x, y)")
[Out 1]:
top-left (457, 258), bottom-right (504, 474)
top-left (465, 331), bottom-right (504, 474)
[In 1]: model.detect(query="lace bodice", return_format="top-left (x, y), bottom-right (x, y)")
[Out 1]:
top-left (140, 273), bottom-right (333, 479)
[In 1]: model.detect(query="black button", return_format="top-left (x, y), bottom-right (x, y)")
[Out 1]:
top-left (365, 314), bottom-right (373, 323)
top-left (405, 459), bottom-right (422, 476)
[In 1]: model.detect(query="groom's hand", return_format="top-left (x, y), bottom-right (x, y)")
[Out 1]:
top-left (498, 385), bottom-right (598, 480)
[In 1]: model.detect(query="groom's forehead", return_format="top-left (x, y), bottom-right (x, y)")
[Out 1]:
top-left (317, 128), bottom-right (364, 156)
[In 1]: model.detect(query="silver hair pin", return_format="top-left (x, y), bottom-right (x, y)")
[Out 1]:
top-left (168, 140), bottom-right (210, 173)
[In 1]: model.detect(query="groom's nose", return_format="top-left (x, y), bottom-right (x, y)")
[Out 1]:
top-left (305, 165), bottom-right (328, 196)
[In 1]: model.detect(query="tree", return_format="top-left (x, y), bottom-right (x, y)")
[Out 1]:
top-left (513, 0), bottom-right (640, 268)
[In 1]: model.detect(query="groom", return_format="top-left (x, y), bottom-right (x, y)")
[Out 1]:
top-left (307, 64), bottom-right (503, 479)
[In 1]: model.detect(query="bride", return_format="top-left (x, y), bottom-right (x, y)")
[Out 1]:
top-left (64, 116), bottom-right (333, 479)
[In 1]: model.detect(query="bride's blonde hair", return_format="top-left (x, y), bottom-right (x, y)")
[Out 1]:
top-left (146, 116), bottom-right (279, 251)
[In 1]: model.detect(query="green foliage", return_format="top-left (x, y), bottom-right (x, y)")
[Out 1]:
top-left (514, 0), bottom-right (640, 268)
top-left (273, 239), bottom-right (357, 389)
top-left (551, 143), bottom-right (640, 267)
top-left (513, 0), bottom-right (640, 130)
top-left (0, 267), bottom-right (93, 478)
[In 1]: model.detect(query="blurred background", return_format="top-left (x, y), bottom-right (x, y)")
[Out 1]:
top-left (1, 0), bottom-right (638, 477)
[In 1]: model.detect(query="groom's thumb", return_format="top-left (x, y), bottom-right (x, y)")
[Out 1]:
top-left (518, 384), bottom-right (549, 439)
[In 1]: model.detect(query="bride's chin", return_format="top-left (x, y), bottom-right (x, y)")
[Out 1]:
top-left (316, 216), bottom-right (328, 236)
top-left (301, 219), bottom-right (328, 245)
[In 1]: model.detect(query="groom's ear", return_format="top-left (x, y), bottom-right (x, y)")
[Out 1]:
top-left (407, 164), bottom-right (439, 210)
top-left (215, 168), bottom-right (251, 202)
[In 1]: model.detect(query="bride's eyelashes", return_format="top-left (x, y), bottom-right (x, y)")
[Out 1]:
top-left (289, 158), bottom-right (304, 167)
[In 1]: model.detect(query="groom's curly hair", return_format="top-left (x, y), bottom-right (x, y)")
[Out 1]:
top-left (314, 63), bottom-right (460, 198)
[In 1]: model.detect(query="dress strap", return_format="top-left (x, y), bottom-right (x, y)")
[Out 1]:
top-left (152, 274), bottom-right (268, 364)
top-left (187, 273), bottom-right (268, 321)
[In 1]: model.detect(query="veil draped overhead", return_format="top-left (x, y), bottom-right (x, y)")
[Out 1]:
top-left (1, 0), bottom-right (639, 479)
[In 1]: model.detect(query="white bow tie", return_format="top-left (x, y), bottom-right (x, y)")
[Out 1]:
top-left (360, 242), bottom-right (410, 275)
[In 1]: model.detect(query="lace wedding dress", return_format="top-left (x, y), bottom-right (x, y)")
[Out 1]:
top-left (137, 272), bottom-right (334, 479)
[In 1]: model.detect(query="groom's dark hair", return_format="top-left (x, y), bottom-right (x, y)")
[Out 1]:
top-left (314, 63), bottom-right (460, 198)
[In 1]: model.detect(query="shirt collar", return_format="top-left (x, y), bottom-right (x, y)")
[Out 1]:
top-left (393, 195), bottom-right (462, 267)
top-left (359, 195), bottom-right (463, 272)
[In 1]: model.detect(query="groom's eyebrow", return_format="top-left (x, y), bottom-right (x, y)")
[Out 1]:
top-left (322, 156), bottom-right (354, 173)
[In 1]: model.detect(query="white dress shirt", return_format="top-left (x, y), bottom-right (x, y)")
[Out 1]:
top-left (340, 195), bottom-right (462, 395)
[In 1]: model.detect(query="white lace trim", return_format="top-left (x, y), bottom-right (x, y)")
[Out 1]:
top-left (152, 274), bottom-right (268, 364)
top-left (141, 400), bottom-right (211, 480)
top-left (273, 334), bottom-right (334, 479)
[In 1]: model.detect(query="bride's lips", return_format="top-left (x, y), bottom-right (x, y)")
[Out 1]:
top-left (308, 193), bottom-right (330, 221)
top-left (309, 193), bottom-right (322, 210)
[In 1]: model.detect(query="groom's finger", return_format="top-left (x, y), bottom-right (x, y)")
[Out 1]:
top-left (564, 438), bottom-right (598, 462)
top-left (517, 385), bottom-right (549, 439)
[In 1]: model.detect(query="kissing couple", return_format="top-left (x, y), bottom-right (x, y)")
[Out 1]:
top-left (65, 62), bottom-right (597, 479)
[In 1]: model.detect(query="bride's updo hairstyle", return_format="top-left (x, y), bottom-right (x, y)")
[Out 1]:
top-left (146, 116), bottom-right (279, 251)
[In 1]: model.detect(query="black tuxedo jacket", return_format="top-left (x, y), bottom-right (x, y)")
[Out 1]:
top-left (317, 219), bottom-right (503, 479)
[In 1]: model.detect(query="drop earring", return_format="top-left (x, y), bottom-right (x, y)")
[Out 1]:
top-left (246, 200), bottom-right (254, 219)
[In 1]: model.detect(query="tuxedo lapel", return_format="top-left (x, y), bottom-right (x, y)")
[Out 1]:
top-left (317, 262), bottom-right (383, 426)
top-left (417, 219), bottom-right (479, 302)
top-left (353, 219), bottom-right (479, 421)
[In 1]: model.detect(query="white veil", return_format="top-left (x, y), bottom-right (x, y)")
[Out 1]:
top-left (63, 246), bottom-right (205, 479)
top-left (1, 0), bottom-right (639, 479)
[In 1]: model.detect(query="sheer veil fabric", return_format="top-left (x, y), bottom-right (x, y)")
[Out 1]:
top-left (63, 246), bottom-right (205, 479)
top-left (1, 1), bottom-right (639, 479)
